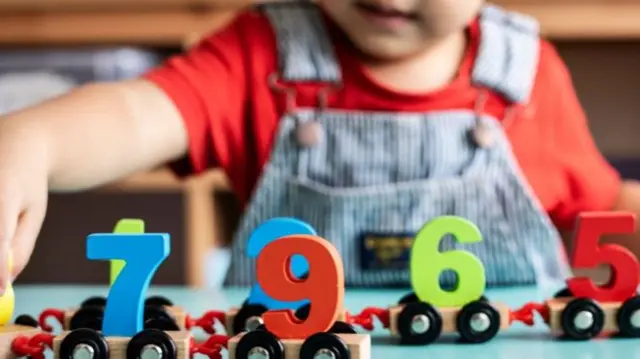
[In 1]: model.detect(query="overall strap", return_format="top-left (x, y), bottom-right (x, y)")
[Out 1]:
top-left (472, 4), bottom-right (540, 104)
top-left (258, 2), bottom-right (342, 83)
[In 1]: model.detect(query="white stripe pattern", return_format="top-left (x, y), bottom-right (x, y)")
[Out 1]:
top-left (224, 2), bottom-right (571, 288)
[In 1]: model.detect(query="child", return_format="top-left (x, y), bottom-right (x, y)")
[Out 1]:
top-left (0, 0), bottom-right (638, 292)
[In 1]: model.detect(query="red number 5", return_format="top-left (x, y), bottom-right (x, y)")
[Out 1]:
top-left (567, 212), bottom-right (639, 302)
top-left (256, 235), bottom-right (344, 339)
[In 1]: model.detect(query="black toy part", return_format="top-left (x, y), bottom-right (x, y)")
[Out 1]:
top-left (396, 301), bottom-right (443, 345)
top-left (455, 300), bottom-right (501, 343)
top-left (126, 329), bottom-right (177, 359)
top-left (560, 298), bottom-right (605, 340)
top-left (69, 307), bottom-right (105, 331)
top-left (59, 328), bottom-right (109, 359)
top-left (299, 332), bottom-right (350, 359)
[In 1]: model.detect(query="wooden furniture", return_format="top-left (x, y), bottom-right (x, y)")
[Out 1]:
top-left (104, 169), bottom-right (231, 288)
top-left (3, 0), bottom-right (640, 287)
top-left (2, 1), bottom-right (640, 46)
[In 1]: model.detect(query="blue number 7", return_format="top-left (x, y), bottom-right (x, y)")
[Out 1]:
top-left (246, 217), bottom-right (314, 310)
top-left (87, 233), bottom-right (170, 337)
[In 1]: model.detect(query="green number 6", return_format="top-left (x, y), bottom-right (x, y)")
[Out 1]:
top-left (410, 216), bottom-right (486, 307)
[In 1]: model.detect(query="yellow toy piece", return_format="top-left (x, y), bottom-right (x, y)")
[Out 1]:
top-left (110, 219), bottom-right (145, 286)
top-left (0, 253), bottom-right (14, 325)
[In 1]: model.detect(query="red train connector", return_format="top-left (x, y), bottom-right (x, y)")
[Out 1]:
top-left (185, 311), bottom-right (227, 334)
top-left (346, 307), bottom-right (391, 331)
top-left (189, 334), bottom-right (229, 359)
top-left (12, 332), bottom-right (55, 359)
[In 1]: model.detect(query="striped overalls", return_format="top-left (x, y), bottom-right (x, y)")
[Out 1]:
top-left (224, 2), bottom-right (572, 288)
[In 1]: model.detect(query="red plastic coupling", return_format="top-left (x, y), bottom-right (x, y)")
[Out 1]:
top-left (190, 335), bottom-right (229, 359)
top-left (39, 308), bottom-right (65, 332)
top-left (12, 333), bottom-right (55, 359)
top-left (346, 307), bottom-right (390, 331)
top-left (185, 310), bottom-right (226, 334)
top-left (509, 302), bottom-right (550, 326)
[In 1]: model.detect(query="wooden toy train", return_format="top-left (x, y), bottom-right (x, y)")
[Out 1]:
top-left (6, 227), bottom-right (229, 359)
top-left (4, 211), bottom-right (640, 359)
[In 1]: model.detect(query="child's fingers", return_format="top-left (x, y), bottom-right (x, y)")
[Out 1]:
top-left (0, 195), bottom-right (20, 295)
top-left (10, 204), bottom-right (46, 283)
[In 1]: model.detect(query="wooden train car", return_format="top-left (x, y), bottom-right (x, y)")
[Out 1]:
top-left (11, 328), bottom-right (228, 359)
top-left (228, 230), bottom-right (371, 359)
top-left (53, 328), bottom-right (192, 359)
top-left (523, 288), bottom-right (640, 340)
top-left (387, 296), bottom-right (511, 344)
top-left (229, 329), bottom-right (369, 359)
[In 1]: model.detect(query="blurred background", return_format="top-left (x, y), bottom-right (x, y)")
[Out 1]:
top-left (1, 0), bottom-right (639, 288)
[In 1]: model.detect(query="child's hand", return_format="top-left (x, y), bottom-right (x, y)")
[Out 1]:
top-left (0, 123), bottom-right (49, 295)
top-left (0, 80), bottom-right (190, 294)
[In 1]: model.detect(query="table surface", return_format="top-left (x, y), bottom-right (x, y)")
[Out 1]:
top-left (12, 285), bottom-right (639, 359)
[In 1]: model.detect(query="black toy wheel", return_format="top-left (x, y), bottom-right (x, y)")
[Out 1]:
top-left (300, 332), bottom-right (349, 359)
top-left (232, 304), bottom-right (268, 335)
top-left (235, 329), bottom-right (284, 359)
top-left (80, 296), bottom-right (107, 309)
top-left (398, 292), bottom-right (487, 304)
top-left (126, 329), bottom-right (176, 359)
top-left (69, 307), bottom-right (104, 331)
top-left (456, 300), bottom-right (501, 343)
top-left (398, 292), bottom-right (419, 304)
top-left (560, 298), bottom-right (605, 340)
top-left (59, 328), bottom-right (109, 359)
top-left (396, 302), bottom-right (442, 345)
top-left (294, 304), bottom-right (311, 320)
top-left (145, 296), bottom-right (174, 308)
top-left (554, 288), bottom-right (573, 298)
top-left (14, 314), bottom-right (38, 328)
top-left (329, 321), bottom-right (357, 334)
top-left (143, 306), bottom-right (180, 331)
top-left (616, 295), bottom-right (640, 338)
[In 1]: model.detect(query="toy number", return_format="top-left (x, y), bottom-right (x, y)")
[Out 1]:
top-left (247, 218), bottom-right (315, 310)
top-left (566, 212), bottom-right (638, 302)
top-left (256, 235), bottom-right (344, 339)
top-left (87, 233), bottom-right (170, 337)
top-left (110, 219), bottom-right (145, 286)
top-left (411, 216), bottom-right (486, 307)
top-left (0, 253), bottom-right (14, 325)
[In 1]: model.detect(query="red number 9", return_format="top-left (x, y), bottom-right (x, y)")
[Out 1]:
top-left (256, 235), bottom-right (344, 339)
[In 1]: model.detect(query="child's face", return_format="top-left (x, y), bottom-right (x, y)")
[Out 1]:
top-left (320, 0), bottom-right (484, 60)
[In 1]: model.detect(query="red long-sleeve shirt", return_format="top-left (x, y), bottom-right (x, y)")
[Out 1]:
top-left (146, 10), bottom-right (621, 230)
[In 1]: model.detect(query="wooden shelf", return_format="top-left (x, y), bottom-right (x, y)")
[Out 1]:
top-left (0, 10), bottom-right (238, 47)
top-left (500, 3), bottom-right (640, 40)
top-left (0, 0), bottom-right (242, 12)
top-left (2, 2), bottom-right (640, 46)
top-left (100, 168), bottom-right (230, 193)
top-left (98, 168), bottom-right (231, 288)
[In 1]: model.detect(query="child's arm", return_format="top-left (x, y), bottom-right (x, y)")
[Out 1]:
top-left (533, 41), bottom-right (640, 265)
top-left (0, 79), bottom-right (189, 292)
top-left (0, 11), bottom-right (262, 289)
top-left (0, 80), bottom-right (188, 191)
top-left (607, 181), bottom-right (640, 259)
